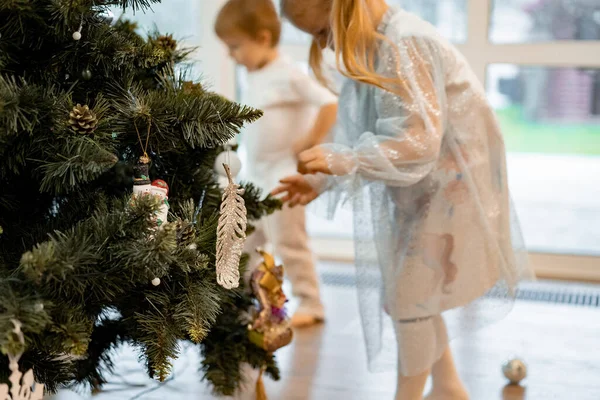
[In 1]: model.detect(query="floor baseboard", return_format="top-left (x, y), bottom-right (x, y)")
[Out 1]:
top-left (312, 238), bottom-right (600, 283)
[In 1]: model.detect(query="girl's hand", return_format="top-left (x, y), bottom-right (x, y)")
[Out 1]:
top-left (297, 146), bottom-right (332, 175)
top-left (271, 175), bottom-right (320, 207)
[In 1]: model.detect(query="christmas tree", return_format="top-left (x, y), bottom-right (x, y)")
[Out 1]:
top-left (0, 0), bottom-right (280, 395)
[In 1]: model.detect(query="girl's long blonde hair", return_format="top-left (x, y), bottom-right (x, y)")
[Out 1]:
top-left (284, 0), bottom-right (406, 95)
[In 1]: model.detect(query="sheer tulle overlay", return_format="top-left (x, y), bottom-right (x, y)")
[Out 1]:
top-left (308, 7), bottom-right (533, 376)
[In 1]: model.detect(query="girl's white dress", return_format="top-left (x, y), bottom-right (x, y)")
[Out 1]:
top-left (314, 7), bottom-right (533, 375)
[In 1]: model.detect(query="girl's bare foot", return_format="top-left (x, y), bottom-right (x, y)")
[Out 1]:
top-left (424, 386), bottom-right (469, 400)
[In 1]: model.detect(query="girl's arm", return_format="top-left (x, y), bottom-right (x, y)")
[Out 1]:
top-left (299, 37), bottom-right (447, 187)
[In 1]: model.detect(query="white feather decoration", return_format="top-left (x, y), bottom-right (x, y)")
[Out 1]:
top-left (216, 164), bottom-right (247, 289)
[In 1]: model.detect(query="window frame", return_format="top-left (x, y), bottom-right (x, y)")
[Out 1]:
top-left (204, 0), bottom-right (600, 280)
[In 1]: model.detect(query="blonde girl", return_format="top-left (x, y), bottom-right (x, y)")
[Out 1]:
top-left (273, 1), bottom-right (532, 399)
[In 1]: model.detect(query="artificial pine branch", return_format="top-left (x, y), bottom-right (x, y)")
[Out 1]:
top-left (0, 0), bottom-right (283, 394)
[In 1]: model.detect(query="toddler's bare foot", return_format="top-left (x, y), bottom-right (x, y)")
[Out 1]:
top-left (290, 312), bottom-right (324, 328)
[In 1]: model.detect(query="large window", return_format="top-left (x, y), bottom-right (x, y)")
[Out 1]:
top-left (181, 0), bottom-right (600, 258)
top-left (490, 0), bottom-right (600, 43)
top-left (489, 65), bottom-right (600, 154)
top-left (110, 1), bottom-right (204, 79)
top-left (257, 1), bottom-right (600, 256)
top-left (109, 0), bottom-right (600, 265)
top-left (111, 1), bottom-right (202, 44)
top-left (277, 0), bottom-right (469, 44)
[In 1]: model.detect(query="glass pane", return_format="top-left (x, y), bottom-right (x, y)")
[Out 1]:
top-left (490, 0), bottom-right (600, 43)
top-left (488, 65), bottom-right (600, 155)
top-left (109, 1), bottom-right (202, 76)
top-left (389, 0), bottom-right (468, 43)
top-left (488, 64), bottom-right (600, 255)
top-left (110, 1), bottom-right (201, 46)
top-left (278, 0), bottom-right (468, 45)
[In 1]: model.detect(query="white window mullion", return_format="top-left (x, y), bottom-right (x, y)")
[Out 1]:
top-left (479, 43), bottom-right (600, 68)
top-left (199, 0), bottom-right (236, 98)
top-left (463, 0), bottom-right (493, 85)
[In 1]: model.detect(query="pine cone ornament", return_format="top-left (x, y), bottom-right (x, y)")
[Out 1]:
top-left (69, 104), bottom-right (98, 135)
top-left (176, 219), bottom-right (196, 246)
top-left (156, 34), bottom-right (177, 51)
top-left (182, 81), bottom-right (205, 95)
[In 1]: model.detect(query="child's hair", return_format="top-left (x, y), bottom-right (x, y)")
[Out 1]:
top-left (215, 0), bottom-right (282, 47)
top-left (282, 0), bottom-right (406, 95)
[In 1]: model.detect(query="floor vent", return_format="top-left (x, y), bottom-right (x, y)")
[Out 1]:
top-left (320, 271), bottom-right (600, 308)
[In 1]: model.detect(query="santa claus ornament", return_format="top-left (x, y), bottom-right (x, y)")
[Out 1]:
top-left (150, 179), bottom-right (169, 227)
top-left (131, 157), bottom-right (170, 229)
top-left (131, 156), bottom-right (171, 287)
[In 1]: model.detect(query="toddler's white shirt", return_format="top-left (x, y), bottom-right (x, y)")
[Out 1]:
top-left (240, 55), bottom-right (337, 192)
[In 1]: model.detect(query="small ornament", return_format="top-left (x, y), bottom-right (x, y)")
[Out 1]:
top-left (502, 358), bottom-right (527, 384)
top-left (131, 158), bottom-right (170, 229)
top-left (248, 249), bottom-right (293, 352)
top-left (72, 30), bottom-right (82, 41)
top-left (81, 69), bottom-right (92, 80)
top-left (215, 164), bottom-right (247, 289)
top-left (155, 34), bottom-right (177, 51)
top-left (217, 175), bottom-right (229, 189)
top-left (68, 104), bottom-right (98, 135)
top-left (176, 219), bottom-right (196, 246)
top-left (214, 150), bottom-right (242, 178)
top-left (151, 277), bottom-right (161, 286)
top-left (0, 320), bottom-right (46, 400)
top-left (247, 250), bottom-right (293, 400)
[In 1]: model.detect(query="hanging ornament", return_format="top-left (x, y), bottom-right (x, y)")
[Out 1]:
top-left (0, 320), bottom-right (46, 400)
top-left (68, 104), bottom-right (98, 135)
top-left (247, 250), bottom-right (293, 400)
top-left (150, 179), bottom-right (169, 228)
top-left (215, 164), bottom-right (247, 289)
top-left (72, 18), bottom-right (83, 41)
top-left (214, 150), bottom-right (242, 179)
top-left (217, 175), bottom-right (229, 189)
top-left (502, 358), bottom-right (527, 384)
top-left (175, 219), bottom-right (196, 246)
top-left (81, 68), bottom-right (92, 80)
top-left (130, 122), bottom-right (170, 228)
top-left (151, 277), bottom-right (161, 286)
top-left (247, 249), bottom-right (293, 352)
